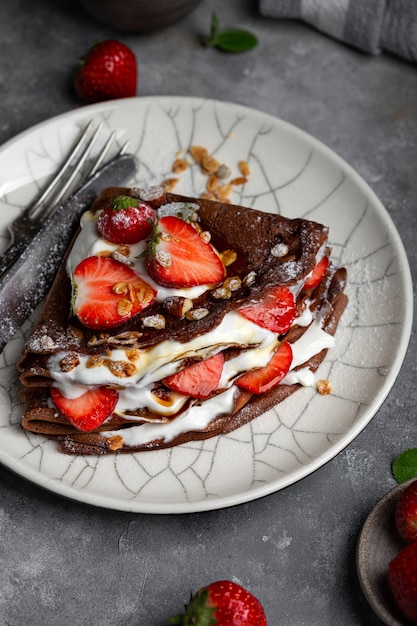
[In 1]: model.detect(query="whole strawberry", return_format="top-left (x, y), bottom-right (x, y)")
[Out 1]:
top-left (75, 40), bottom-right (137, 103)
top-left (168, 580), bottom-right (268, 626)
top-left (395, 479), bottom-right (417, 543)
top-left (388, 542), bottom-right (417, 623)
top-left (97, 195), bottom-right (155, 244)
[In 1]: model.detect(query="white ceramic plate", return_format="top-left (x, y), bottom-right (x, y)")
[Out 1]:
top-left (357, 481), bottom-right (414, 625)
top-left (0, 97), bottom-right (412, 514)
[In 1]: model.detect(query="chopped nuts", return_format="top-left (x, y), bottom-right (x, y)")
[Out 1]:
top-left (59, 352), bottom-right (80, 372)
top-left (230, 177), bottom-right (248, 186)
top-left (223, 276), bottom-right (241, 291)
top-left (317, 379), bottom-right (332, 395)
top-left (199, 230), bottom-right (211, 244)
top-left (86, 355), bottom-right (105, 368)
top-left (172, 158), bottom-right (189, 173)
top-left (39, 335), bottom-right (55, 350)
top-left (163, 296), bottom-right (193, 318)
top-left (65, 325), bottom-right (84, 342)
top-left (216, 184), bottom-right (233, 202)
top-left (136, 285), bottom-right (156, 307)
top-left (111, 249), bottom-right (133, 266)
top-left (108, 360), bottom-right (137, 377)
top-left (142, 314), bottom-right (166, 330)
top-left (161, 178), bottom-right (179, 192)
top-left (216, 164), bottom-right (231, 179)
top-left (189, 145), bottom-right (209, 164)
top-left (125, 348), bottom-right (140, 361)
top-left (106, 435), bottom-right (124, 451)
top-left (238, 160), bottom-right (251, 177)
top-left (211, 286), bottom-right (232, 300)
top-left (112, 281), bottom-right (129, 295)
top-left (271, 243), bottom-right (289, 258)
top-left (138, 185), bottom-right (166, 207)
top-left (206, 174), bottom-right (219, 193)
top-left (117, 299), bottom-right (133, 317)
top-left (87, 333), bottom-right (110, 347)
top-left (155, 249), bottom-right (173, 268)
top-left (185, 307), bottom-right (209, 321)
top-left (243, 271), bottom-right (256, 287)
top-left (220, 249), bottom-right (237, 267)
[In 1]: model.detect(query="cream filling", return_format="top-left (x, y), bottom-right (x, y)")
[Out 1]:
top-left (100, 320), bottom-right (334, 446)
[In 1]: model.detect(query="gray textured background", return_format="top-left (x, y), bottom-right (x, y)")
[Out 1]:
top-left (0, 1), bottom-right (416, 624)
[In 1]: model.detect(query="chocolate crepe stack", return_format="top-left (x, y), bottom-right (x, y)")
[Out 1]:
top-left (18, 189), bottom-right (348, 455)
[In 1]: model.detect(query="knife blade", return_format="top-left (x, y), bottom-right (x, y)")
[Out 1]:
top-left (0, 152), bottom-right (137, 354)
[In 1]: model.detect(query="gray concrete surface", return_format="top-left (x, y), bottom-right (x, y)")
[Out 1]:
top-left (0, 0), bottom-right (416, 624)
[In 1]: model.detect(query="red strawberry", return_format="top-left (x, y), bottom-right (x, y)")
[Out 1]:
top-left (72, 256), bottom-right (156, 329)
top-left (303, 256), bottom-right (329, 290)
top-left (395, 479), bottom-right (417, 543)
top-left (235, 341), bottom-right (293, 394)
top-left (97, 195), bottom-right (155, 245)
top-left (50, 386), bottom-right (118, 432)
top-left (163, 353), bottom-right (224, 398)
top-left (239, 286), bottom-right (296, 334)
top-left (388, 542), bottom-right (417, 623)
top-left (145, 216), bottom-right (225, 288)
top-left (168, 580), bottom-right (267, 626)
top-left (74, 39), bottom-right (137, 103)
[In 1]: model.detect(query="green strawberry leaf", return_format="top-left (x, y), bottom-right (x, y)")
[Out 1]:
top-left (205, 12), bottom-right (258, 53)
top-left (111, 195), bottom-right (139, 210)
top-left (392, 448), bottom-right (417, 483)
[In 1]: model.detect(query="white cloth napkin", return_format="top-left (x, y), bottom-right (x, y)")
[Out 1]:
top-left (259, 0), bottom-right (417, 62)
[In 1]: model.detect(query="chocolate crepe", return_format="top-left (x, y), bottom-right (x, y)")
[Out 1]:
top-left (18, 189), bottom-right (347, 455)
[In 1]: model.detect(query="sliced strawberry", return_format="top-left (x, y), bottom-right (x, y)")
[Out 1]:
top-left (72, 256), bottom-right (156, 329)
top-left (145, 216), bottom-right (225, 288)
top-left (235, 341), bottom-right (293, 394)
top-left (97, 195), bottom-right (155, 245)
top-left (163, 353), bottom-right (224, 399)
top-left (239, 286), bottom-right (296, 334)
top-left (50, 386), bottom-right (118, 432)
top-left (303, 256), bottom-right (329, 290)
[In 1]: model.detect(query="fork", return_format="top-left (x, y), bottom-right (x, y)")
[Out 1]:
top-left (0, 120), bottom-right (123, 277)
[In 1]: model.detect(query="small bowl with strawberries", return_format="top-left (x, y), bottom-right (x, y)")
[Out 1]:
top-left (357, 450), bottom-right (417, 625)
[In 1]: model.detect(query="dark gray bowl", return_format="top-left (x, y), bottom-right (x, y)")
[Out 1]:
top-left (78, 0), bottom-right (203, 32)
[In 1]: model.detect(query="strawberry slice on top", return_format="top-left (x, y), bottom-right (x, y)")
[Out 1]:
top-left (97, 195), bottom-right (156, 245)
top-left (239, 286), bottom-right (296, 335)
top-left (235, 341), bottom-right (293, 394)
top-left (50, 386), bottom-right (118, 432)
top-left (72, 255), bottom-right (156, 330)
top-left (163, 353), bottom-right (225, 399)
top-left (145, 216), bottom-right (225, 288)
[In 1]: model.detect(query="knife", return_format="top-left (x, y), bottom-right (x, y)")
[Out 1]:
top-left (0, 153), bottom-right (137, 354)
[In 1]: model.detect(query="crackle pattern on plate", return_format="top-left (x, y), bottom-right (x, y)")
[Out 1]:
top-left (0, 97), bottom-right (412, 513)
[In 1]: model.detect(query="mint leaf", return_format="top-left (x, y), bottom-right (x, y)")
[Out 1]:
top-left (205, 12), bottom-right (258, 53)
top-left (392, 448), bottom-right (417, 483)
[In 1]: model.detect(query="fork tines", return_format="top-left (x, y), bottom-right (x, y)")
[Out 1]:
top-left (29, 121), bottom-right (119, 223)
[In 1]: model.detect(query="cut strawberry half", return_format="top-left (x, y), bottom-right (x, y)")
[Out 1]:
top-left (50, 386), bottom-right (118, 432)
top-left (303, 256), bottom-right (329, 290)
top-left (72, 256), bottom-right (156, 330)
top-left (145, 215), bottom-right (225, 288)
top-left (239, 286), bottom-right (296, 334)
top-left (163, 353), bottom-right (225, 398)
top-left (235, 341), bottom-right (293, 394)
